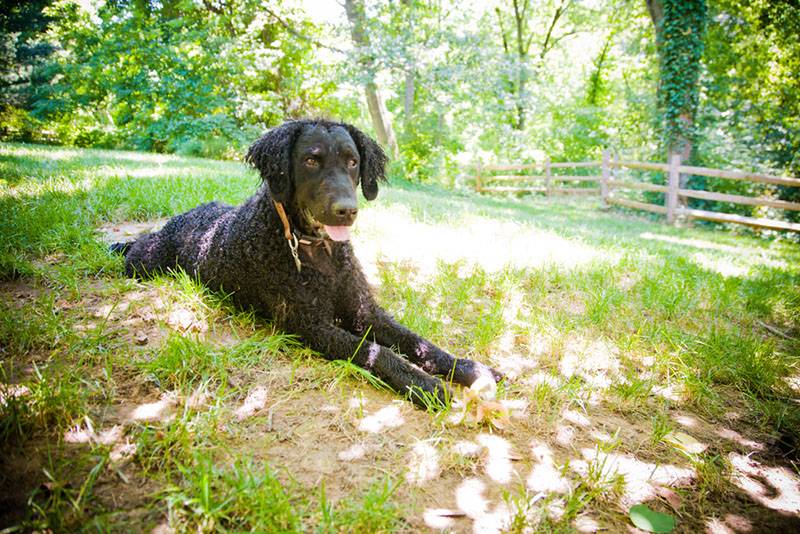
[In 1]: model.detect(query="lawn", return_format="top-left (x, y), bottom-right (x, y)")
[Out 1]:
top-left (1, 142), bottom-right (799, 532)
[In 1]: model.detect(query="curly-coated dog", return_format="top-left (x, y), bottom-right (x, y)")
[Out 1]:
top-left (114, 119), bottom-right (501, 407)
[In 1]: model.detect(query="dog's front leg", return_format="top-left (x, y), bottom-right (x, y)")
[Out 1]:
top-left (367, 308), bottom-right (503, 387)
top-left (292, 320), bottom-right (453, 408)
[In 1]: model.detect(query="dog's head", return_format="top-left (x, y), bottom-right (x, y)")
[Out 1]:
top-left (246, 120), bottom-right (387, 241)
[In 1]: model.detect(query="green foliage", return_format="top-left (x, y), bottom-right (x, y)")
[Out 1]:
top-left (2, 0), bottom-right (341, 158)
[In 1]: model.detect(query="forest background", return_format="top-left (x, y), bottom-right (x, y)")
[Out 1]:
top-left (1, 0), bottom-right (798, 218)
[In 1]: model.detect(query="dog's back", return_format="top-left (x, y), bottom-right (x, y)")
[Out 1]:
top-left (118, 201), bottom-right (234, 278)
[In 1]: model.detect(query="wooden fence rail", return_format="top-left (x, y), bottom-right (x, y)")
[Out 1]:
top-left (470, 150), bottom-right (800, 232)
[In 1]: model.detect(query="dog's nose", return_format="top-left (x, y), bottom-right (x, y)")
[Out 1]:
top-left (331, 200), bottom-right (358, 223)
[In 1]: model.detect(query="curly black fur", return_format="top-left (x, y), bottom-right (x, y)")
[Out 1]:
top-left (116, 120), bottom-right (500, 407)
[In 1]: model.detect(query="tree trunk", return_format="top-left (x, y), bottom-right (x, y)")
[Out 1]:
top-left (404, 68), bottom-right (415, 119)
top-left (344, 0), bottom-right (399, 157)
top-left (647, 0), bottom-right (706, 193)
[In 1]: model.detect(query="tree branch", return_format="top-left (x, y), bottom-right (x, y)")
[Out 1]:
top-left (263, 6), bottom-right (345, 54)
top-left (537, 0), bottom-right (571, 58)
top-left (495, 7), bottom-right (510, 55)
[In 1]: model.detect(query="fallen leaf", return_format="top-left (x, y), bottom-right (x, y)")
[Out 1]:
top-left (664, 431), bottom-right (707, 454)
top-left (629, 504), bottom-right (675, 533)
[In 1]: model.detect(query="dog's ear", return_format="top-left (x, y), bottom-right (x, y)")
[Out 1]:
top-left (342, 124), bottom-right (388, 201)
top-left (245, 121), bottom-right (306, 204)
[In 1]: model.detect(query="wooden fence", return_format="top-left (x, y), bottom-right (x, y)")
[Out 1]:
top-left (472, 151), bottom-right (800, 232)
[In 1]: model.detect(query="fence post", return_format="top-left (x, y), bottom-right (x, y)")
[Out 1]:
top-left (545, 157), bottom-right (552, 196)
top-left (600, 149), bottom-right (610, 207)
top-left (666, 152), bottom-right (681, 224)
top-left (475, 162), bottom-right (483, 193)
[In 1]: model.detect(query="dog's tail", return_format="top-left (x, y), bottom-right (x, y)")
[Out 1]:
top-left (109, 241), bottom-right (132, 256)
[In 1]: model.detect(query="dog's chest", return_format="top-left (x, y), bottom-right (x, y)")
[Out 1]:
top-left (298, 244), bottom-right (339, 278)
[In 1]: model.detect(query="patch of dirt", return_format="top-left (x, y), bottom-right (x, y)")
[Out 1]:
top-left (98, 219), bottom-right (169, 244)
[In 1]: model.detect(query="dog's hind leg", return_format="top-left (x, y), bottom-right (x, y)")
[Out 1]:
top-left (121, 230), bottom-right (179, 278)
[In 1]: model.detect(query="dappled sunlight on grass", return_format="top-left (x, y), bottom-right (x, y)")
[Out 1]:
top-left (572, 447), bottom-right (695, 508)
top-left (559, 336), bottom-right (621, 389)
top-left (729, 453), bottom-right (800, 514)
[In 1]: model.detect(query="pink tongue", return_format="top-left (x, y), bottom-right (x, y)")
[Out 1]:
top-left (324, 225), bottom-right (352, 242)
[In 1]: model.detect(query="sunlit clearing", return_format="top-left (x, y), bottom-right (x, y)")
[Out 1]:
top-left (705, 514), bottom-right (753, 534)
top-left (6, 145), bottom-right (174, 164)
top-left (235, 386), bottom-right (268, 420)
top-left (3, 177), bottom-right (94, 199)
top-left (406, 440), bottom-right (440, 485)
top-left (559, 336), bottom-right (620, 389)
top-left (477, 433), bottom-right (515, 484)
top-left (357, 403), bottom-right (404, 433)
top-left (729, 452), bottom-right (800, 513)
top-left (573, 448), bottom-right (695, 507)
top-left (354, 205), bottom-right (614, 283)
top-left (128, 393), bottom-right (177, 422)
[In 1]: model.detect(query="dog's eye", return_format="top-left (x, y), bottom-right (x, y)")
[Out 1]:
top-left (305, 157), bottom-right (319, 168)
top-left (348, 159), bottom-right (358, 169)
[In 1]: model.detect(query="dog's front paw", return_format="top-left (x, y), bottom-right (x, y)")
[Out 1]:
top-left (405, 377), bottom-right (454, 411)
top-left (453, 358), bottom-right (505, 387)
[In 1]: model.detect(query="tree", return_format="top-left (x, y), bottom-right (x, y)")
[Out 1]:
top-left (646, 0), bottom-right (706, 162)
top-left (344, 0), bottom-right (399, 158)
top-left (494, 0), bottom-right (575, 130)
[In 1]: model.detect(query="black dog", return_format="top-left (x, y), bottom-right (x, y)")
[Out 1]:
top-left (114, 119), bottom-right (501, 407)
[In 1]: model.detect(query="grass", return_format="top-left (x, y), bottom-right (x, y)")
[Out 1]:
top-left (1, 141), bottom-right (800, 531)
